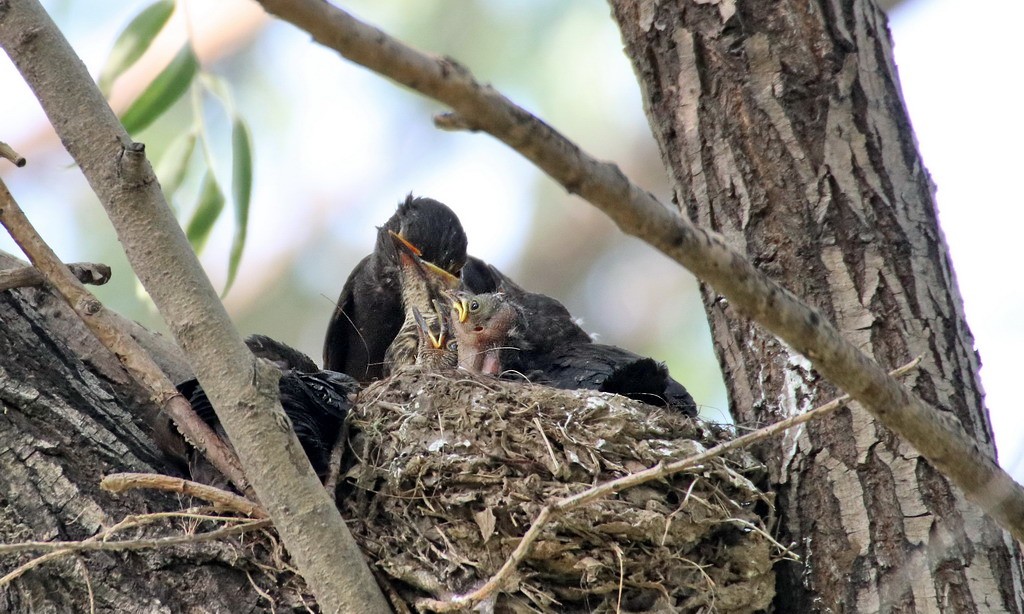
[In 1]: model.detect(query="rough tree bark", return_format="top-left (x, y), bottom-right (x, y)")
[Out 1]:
top-left (0, 252), bottom-right (290, 613)
top-left (612, 0), bottom-right (1023, 611)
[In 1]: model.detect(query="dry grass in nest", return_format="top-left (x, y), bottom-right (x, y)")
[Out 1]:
top-left (341, 366), bottom-right (779, 613)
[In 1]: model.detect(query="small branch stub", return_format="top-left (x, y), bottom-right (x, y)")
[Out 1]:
top-left (0, 261), bottom-right (111, 291)
top-left (0, 141), bottom-right (26, 167)
top-left (79, 296), bottom-right (102, 315)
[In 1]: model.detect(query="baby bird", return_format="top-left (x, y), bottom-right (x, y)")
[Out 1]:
top-left (412, 300), bottom-right (459, 370)
top-left (449, 291), bottom-right (524, 376)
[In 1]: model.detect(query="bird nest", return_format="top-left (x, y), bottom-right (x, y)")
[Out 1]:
top-left (340, 367), bottom-right (778, 613)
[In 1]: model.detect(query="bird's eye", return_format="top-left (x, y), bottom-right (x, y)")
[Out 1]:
top-left (470, 300), bottom-right (480, 312)
top-left (446, 340), bottom-right (458, 351)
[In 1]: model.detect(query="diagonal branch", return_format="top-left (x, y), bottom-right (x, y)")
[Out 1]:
top-left (101, 473), bottom-right (266, 519)
top-left (0, 175), bottom-right (252, 496)
top-left (253, 0), bottom-right (1024, 542)
top-left (0, 2), bottom-right (390, 611)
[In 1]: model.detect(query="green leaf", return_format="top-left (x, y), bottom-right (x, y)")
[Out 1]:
top-left (98, 1), bottom-right (176, 96)
top-left (156, 130), bottom-right (196, 201)
top-left (120, 44), bottom-right (198, 135)
top-left (223, 118), bottom-right (253, 295)
top-left (186, 172), bottom-right (224, 254)
top-left (200, 73), bottom-right (236, 115)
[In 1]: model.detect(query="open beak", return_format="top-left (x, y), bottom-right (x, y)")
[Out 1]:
top-left (412, 306), bottom-right (443, 349)
top-left (451, 295), bottom-right (469, 323)
top-left (388, 230), bottom-right (460, 289)
top-left (420, 259), bottom-right (460, 289)
top-left (431, 299), bottom-right (450, 344)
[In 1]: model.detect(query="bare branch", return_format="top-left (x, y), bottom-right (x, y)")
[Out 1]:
top-left (254, 0), bottom-right (1024, 542)
top-left (0, 517), bottom-right (270, 588)
top-left (0, 2), bottom-right (391, 611)
top-left (419, 357), bottom-right (922, 611)
top-left (0, 517), bottom-right (269, 556)
top-left (0, 261), bottom-right (111, 291)
top-left (0, 178), bottom-right (252, 495)
top-left (0, 140), bottom-right (26, 167)
top-left (101, 473), bottom-right (266, 519)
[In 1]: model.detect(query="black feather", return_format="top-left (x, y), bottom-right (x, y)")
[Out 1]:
top-left (527, 344), bottom-right (697, 416)
top-left (178, 339), bottom-right (360, 479)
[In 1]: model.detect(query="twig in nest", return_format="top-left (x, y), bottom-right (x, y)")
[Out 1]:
top-left (0, 178), bottom-right (252, 497)
top-left (372, 567), bottom-right (415, 614)
top-left (0, 261), bottom-right (111, 292)
top-left (533, 416), bottom-right (561, 476)
top-left (417, 356), bottom-right (923, 612)
top-left (101, 472), bottom-right (266, 518)
top-left (0, 141), bottom-right (26, 167)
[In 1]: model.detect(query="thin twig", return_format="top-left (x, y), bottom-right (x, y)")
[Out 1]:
top-left (101, 473), bottom-right (266, 518)
top-left (257, 0), bottom-right (1024, 545)
top-left (0, 178), bottom-right (253, 497)
top-left (245, 570), bottom-right (277, 610)
top-left (0, 511), bottom-right (262, 556)
top-left (0, 514), bottom-right (269, 588)
top-left (417, 356), bottom-right (922, 611)
top-left (0, 261), bottom-right (111, 292)
top-left (0, 141), bottom-right (26, 167)
top-left (83, 563), bottom-right (95, 614)
top-left (533, 416), bottom-right (560, 476)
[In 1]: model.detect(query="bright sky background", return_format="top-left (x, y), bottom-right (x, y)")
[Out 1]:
top-left (0, 0), bottom-right (1021, 480)
top-left (889, 0), bottom-right (1024, 477)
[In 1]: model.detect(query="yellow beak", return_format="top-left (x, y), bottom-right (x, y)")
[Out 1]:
top-left (421, 259), bottom-right (460, 289)
top-left (388, 230), bottom-right (460, 289)
top-left (412, 306), bottom-right (443, 349)
top-left (451, 297), bottom-right (469, 323)
top-left (388, 229), bottom-right (422, 256)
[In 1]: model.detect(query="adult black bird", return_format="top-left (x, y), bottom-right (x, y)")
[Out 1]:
top-left (450, 290), bottom-right (697, 416)
top-left (324, 195), bottom-right (468, 382)
top-left (178, 335), bottom-right (359, 481)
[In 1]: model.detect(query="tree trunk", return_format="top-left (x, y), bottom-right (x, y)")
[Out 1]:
top-left (612, 0), bottom-right (1023, 611)
top-left (0, 252), bottom-right (294, 613)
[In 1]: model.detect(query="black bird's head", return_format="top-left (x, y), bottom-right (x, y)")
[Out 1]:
top-left (377, 195), bottom-right (468, 279)
top-left (448, 291), bottom-right (524, 375)
top-left (389, 230), bottom-right (461, 293)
